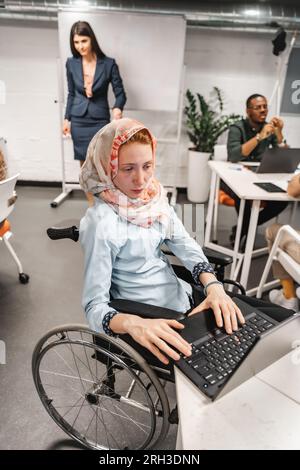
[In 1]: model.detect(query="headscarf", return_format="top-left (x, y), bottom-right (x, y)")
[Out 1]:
top-left (79, 118), bottom-right (170, 229)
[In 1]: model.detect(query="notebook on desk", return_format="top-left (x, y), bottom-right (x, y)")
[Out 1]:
top-left (240, 147), bottom-right (300, 174)
top-left (176, 297), bottom-right (300, 401)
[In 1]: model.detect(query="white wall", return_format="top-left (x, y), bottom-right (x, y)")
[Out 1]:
top-left (185, 28), bottom-right (300, 148)
top-left (0, 21), bottom-right (62, 181)
top-left (0, 20), bottom-right (299, 183)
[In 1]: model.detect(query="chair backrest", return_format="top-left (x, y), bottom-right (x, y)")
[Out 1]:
top-left (277, 249), bottom-right (300, 284)
top-left (273, 225), bottom-right (300, 285)
top-left (0, 174), bottom-right (19, 223)
top-left (213, 144), bottom-right (228, 161)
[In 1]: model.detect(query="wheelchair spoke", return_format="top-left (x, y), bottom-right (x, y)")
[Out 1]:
top-left (93, 407), bottom-right (122, 450)
top-left (95, 402), bottom-right (151, 431)
top-left (42, 381), bottom-right (85, 403)
top-left (70, 396), bottom-right (90, 432)
top-left (109, 401), bottom-right (151, 433)
top-left (80, 394), bottom-right (124, 449)
top-left (40, 369), bottom-right (94, 384)
top-left (66, 334), bottom-right (99, 383)
top-left (83, 408), bottom-right (96, 440)
top-left (62, 395), bottom-right (85, 420)
top-left (46, 340), bottom-right (78, 377)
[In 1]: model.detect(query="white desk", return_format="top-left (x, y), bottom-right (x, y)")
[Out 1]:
top-left (204, 161), bottom-right (299, 295)
top-left (175, 350), bottom-right (300, 450)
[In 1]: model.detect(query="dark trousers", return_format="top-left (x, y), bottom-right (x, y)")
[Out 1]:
top-left (220, 181), bottom-right (288, 238)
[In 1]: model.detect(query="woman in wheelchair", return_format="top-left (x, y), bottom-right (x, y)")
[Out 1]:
top-left (34, 118), bottom-right (295, 450)
top-left (79, 118), bottom-right (246, 366)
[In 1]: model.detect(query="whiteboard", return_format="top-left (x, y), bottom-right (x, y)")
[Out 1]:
top-left (58, 10), bottom-right (186, 112)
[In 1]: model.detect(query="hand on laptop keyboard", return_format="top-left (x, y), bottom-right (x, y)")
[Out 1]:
top-left (188, 285), bottom-right (245, 335)
top-left (123, 316), bottom-right (192, 365)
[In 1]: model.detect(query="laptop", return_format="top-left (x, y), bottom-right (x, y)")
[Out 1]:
top-left (241, 147), bottom-right (300, 174)
top-left (176, 297), bottom-right (300, 401)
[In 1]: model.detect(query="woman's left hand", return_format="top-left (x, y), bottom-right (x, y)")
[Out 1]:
top-left (112, 108), bottom-right (122, 120)
top-left (188, 284), bottom-right (245, 334)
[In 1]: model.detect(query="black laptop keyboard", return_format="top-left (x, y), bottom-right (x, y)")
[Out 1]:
top-left (182, 312), bottom-right (275, 389)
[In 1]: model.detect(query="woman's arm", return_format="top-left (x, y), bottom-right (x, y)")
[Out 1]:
top-left (80, 212), bottom-right (120, 334)
top-left (165, 208), bottom-right (245, 333)
top-left (110, 60), bottom-right (127, 116)
top-left (81, 210), bottom-right (191, 364)
top-left (64, 59), bottom-right (75, 128)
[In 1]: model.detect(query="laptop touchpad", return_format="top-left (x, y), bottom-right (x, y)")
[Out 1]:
top-left (180, 310), bottom-right (216, 343)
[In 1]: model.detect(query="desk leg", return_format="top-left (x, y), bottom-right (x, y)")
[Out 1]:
top-left (205, 171), bottom-right (217, 246)
top-left (230, 198), bottom-right (245, 280)
top-left (240, 200), bottom-right (260, 292)
top-left (212, 176), bottom-right (220, 242)
top-left (291, 201), bottom-right (298, 226)
top-left (176, 422), bottom-right (183, 450)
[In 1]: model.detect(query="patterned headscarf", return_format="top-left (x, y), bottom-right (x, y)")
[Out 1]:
top-left (79, 118), bottom-right (170, 228)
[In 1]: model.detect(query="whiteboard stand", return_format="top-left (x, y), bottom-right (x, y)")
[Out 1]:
top-left (51, 58), bottom-right (77, 207)
top-left (50, 134), bottom-right (75, 207)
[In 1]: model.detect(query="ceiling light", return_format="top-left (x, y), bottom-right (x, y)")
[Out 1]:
top-left (244, 9), bottom-right (260, 17)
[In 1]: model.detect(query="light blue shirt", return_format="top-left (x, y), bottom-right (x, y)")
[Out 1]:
top-left (79, 198), bottom-right (210, 333)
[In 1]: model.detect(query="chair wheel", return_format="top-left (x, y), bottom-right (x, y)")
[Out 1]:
top-left (50, 202), bottom-right (57, 208)
top-left (19, 273), bottom-right (30, 284)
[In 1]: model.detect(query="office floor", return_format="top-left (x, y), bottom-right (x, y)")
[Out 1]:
top-left (0, 186), bottom-right (297, 450)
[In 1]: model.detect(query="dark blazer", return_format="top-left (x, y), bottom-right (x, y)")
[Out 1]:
top-left (64, 56), bottom-right (126, 121)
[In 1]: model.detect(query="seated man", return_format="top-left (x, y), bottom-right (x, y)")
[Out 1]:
top-left (266, 174), bottom-right (300, 311)
top-left (224, 94), bottom-right (288, 248)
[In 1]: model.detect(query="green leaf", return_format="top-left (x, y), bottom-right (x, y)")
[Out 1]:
top-left (184, 88), bottom-right (242, 153)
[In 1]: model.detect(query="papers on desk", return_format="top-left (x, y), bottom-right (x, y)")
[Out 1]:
top-left (238, 161), bottom-right (260, 167)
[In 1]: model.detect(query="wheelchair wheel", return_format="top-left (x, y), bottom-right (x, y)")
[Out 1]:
top-left (32, 325), bottom-right (170, 450)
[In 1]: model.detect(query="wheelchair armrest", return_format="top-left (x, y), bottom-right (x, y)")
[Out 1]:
top-left (202, 247), bottom-right (232, 267)
top-left (109, 299), bottom-right (185, 321)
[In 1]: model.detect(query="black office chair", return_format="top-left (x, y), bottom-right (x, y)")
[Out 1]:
top-left (32, 226), bottom-right (245, 450)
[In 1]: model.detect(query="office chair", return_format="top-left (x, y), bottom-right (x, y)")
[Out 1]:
top-left (0, 174), bottom-right (29, 284)
top-left (257, 224), bottom-right (300, 299)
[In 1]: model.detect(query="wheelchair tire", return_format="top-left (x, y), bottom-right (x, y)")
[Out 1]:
top-left (32, 324), bottom-right (170, 450)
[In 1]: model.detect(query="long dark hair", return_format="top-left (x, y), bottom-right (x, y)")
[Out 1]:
top-left (70, 21), bottom-right (106, 59)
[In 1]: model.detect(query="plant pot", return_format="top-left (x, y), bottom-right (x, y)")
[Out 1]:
top-left (187, 150), bottom-right (211, 203)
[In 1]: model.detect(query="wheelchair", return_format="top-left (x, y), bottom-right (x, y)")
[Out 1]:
top-left (32, 225), bottom-right (245, 450)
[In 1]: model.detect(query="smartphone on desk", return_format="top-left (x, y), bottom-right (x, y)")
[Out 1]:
top-left (253, 182), bottom-right (287, 193)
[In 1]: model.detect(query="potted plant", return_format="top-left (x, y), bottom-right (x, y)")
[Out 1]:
top-left (184, 87), bottom-right (241, 202)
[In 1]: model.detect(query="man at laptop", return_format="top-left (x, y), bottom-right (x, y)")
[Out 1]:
top-left (223, 94), bottom-right (288, 248)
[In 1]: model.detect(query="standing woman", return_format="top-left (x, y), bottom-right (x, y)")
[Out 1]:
top-left (62, 21), bottom-right (126, 204)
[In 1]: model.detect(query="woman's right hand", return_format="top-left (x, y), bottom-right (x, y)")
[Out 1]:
top-left (62, 119), bottom-right (71, 136)
top-left (123, 316), bottom-right (192, 365)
